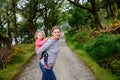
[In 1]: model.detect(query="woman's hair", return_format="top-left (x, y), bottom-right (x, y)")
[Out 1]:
top-left (34, 30), bottom-right (45, 39)
top-left (51, 25), bottom-right (61, 35)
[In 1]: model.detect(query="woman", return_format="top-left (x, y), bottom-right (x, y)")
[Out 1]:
top-left (37, 25), bottom-right (61, 80)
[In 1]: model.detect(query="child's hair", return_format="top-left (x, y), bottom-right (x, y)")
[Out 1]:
top-left (34, 30), bottom-right (45, 39)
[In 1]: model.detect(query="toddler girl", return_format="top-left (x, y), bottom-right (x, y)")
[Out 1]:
top-left (35, 30), bottom-right (50, 69)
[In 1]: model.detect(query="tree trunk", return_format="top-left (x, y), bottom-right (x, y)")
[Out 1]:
top-left (113, 0), bottom-right (119, 27)
top-left (109, 4), bottom-right (114, 17)
top-left (106, 6), bottom-right (110, 19)
top-left (90, 0), bottom-right (103, 30)
top-left (27, 0), bottom-right (37, 43)
top-left (44, 3), bottom-right (49, 37)
top-left (0, 33), bottom-right (11, 49)
top-left (44, 18), bottom-right (49, 37)
top-left (6, 1), bottom-right (12, 45)
top-left (12, 0), bottom-right (18, 45)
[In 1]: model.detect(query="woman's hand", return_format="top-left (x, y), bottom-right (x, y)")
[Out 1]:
top-left (44, 64), bottom-right (51, 69)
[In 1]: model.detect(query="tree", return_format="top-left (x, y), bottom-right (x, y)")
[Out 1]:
top-left (101, 0), bottom-right (119, 27)
top-left (41, 0), bottom-right (64, 36)
top-left (100, 0), bottom-right (120, 33)
top-left (68, 0), bottom-right (103, 30)
top-left (68, 7), bottom-right (94, 30)
top-left (17, 0), bottom-right (42, 43)
top-left (0, 0), bottom-right (12, 48)
top-left (0, 33), bottom-right (11, 49)
top-left (101, 0), bottom-right (113, 19)
top-left (12, 0), bottom-right (18, 44)
top-left (113, 0), bottom-right (119, 27)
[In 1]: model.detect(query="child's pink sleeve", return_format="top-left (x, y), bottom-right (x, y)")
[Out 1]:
top-left (35, 39), bottom-right (47, 46)
top-left (35, 39), bottom-right (47, 53)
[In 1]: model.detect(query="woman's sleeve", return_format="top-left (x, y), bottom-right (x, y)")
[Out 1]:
top-left (37, 39), bottom-right (54, 57)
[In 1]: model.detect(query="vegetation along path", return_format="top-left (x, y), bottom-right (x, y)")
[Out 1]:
top-left (14, 33), bottom-right (95, 80)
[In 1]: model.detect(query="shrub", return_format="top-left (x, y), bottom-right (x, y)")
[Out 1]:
top-left (110, 60), bottom-right (120, 80)
top-left (75, 29), bottom-right (93, 44)
top-left (0, 47), bottom-right (13, 69)
top-left (73, 42), bottom-right (83, 49)
top-left (84, 34), bottom-right (120, 61)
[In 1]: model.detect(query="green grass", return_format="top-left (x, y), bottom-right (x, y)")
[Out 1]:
top-left (104, 19), bottom-right (113, 26)
top-left (66, 40), bottom-right (116, 80)
top-left (0, 43), bottom-right (35, 80)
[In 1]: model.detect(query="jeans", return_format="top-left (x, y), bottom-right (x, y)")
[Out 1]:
top-left (39, 62), bottom-right (57, 80)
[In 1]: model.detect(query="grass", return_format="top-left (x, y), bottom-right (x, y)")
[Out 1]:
top-left (104, 19), bottom-right (113, 26)
top-left (66, 40), bottom-right (116, 80)
top-left (0, 43), bottom-right (35, 80)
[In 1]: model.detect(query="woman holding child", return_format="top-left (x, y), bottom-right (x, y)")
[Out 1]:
top-left (35, 25), bottom-right (61, 80)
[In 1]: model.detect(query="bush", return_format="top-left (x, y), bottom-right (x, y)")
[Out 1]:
top-left (65, 28), bottom-right (93, 44)
top-left (0, 47), bottom-right (13, 69)
top-left (73, 42), bottom-right (83, 49)
top-left (75, 29), bottom-right (93, 44)
top-left (84, 34), bottom-right (120, 61)
top-left (110, 60), bottom-right (120, 80)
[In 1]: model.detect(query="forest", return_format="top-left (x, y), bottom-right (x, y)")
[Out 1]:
top-left (0, 0), bottom-right (120, 80)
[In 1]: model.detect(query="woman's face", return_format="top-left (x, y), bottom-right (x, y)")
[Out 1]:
top-left (51, 29), bottom-right (61, 40)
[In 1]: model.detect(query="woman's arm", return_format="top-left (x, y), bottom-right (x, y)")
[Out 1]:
top-left (37, 38), bottom-right (55, 57)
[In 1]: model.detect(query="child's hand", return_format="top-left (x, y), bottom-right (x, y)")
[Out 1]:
top-left (44, 64), bottom-right (50, 69)
top-left (45, 37), bottom-right (49, 40)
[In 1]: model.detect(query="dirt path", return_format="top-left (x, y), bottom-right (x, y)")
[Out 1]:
top-left (14, 33), bottom-right (95, 80)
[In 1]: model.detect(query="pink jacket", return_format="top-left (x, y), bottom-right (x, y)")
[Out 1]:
top-left (35, 39), bottom-right (47, 53)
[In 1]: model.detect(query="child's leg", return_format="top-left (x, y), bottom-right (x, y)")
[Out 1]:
top-left (44, 53), bottom-right (50, 69)
top-left (44, 53), bottom-right (48, 64)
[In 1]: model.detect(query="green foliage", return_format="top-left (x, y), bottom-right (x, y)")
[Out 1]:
top-left (65, 28), bottom-right (77, 38)
top-left (103, 19), bottom-right (113, 26)
top-left (84, 34), bottom-right (120, 61)
top-left (111, 60), bottom-right (120, 80)
top-left (73, 42), bottom-right (83, 49)
top-left (68, 7), bottom-right (94, 29)
top-left (75, 29), bottom-right (93, 44)
top-left (65, 28), bottom-right (94, 45)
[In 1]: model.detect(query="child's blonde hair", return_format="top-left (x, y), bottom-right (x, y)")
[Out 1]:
top-left (34, 30), bottom-right (45, 39)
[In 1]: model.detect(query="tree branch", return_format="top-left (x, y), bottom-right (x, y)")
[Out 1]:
top-left (68, 0), bottom-right (92, 12)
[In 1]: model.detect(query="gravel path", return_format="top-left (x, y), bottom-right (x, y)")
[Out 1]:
top-left (14, 33), bottom-right (95, 80)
